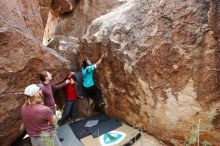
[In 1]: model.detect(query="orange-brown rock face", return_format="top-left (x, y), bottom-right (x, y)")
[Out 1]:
top-left (80, 0), bottom-right (220, 145)
top-left (38, 0), bottom-right (52, 27)
top-left (0, 0), bottom-right (70, 145)
top-left (50, 0), bottom-right (73, 16)
top-left (43, 0), bottom-right (120, 45)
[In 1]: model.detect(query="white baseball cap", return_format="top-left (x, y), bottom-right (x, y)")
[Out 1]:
top-left (24, 84), bottom-right (40, 97)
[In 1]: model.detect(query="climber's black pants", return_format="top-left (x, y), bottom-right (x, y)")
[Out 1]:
top-left (84, 85), bottom-right (103, 110)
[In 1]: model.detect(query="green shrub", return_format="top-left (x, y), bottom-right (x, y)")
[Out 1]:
top-left (184, 110), bottom-right (217, 146)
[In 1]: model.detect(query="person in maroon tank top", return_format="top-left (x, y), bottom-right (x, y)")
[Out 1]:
top-left (21, 84), bottom-right (61, 146)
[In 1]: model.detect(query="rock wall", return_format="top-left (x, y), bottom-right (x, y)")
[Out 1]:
top-left (208, 0), bottom-right (220, 133)
top-left (38, 0), bottom-right (52, 27)
top-left (43, 0), bottom-right (121, 45)
top-left (0, 0), bottom-right (70, 145)
top-left (47, 35), bottom-right (79, 69)
top-left (80, 0), bottom-right (220, 145)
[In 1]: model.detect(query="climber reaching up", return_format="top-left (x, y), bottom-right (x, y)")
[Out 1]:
top-left (82, 54), bottom-right (105, 111)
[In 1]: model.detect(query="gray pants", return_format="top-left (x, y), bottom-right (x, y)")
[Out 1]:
top-left (30, 133), bottom-right (62, 146)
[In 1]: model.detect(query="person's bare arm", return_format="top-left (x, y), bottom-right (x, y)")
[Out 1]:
top-left (95, 54), bottom-right (105, 67)
top-left (51, 116), bottom-right (58, 125)
top-left (53, 79), bottom-right (70, 90)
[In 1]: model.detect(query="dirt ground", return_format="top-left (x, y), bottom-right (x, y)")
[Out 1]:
top-left (132, 133), bottom-right (165, 146)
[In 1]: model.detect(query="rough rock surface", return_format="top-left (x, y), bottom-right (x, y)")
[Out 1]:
top-left (50, 0), bottom-right (73, 16)
top-left (80, 0), bottom-right (220, 145)
top-left (77, 98), bottom-right (94, 118)
top-left (38, 0), bottom-right (52, 27)
top-left (208, 0), bottom-right (220, 134)
top-left (133, 133), bottom-right (165, 146)
top-left (39, 0), bottom-right (73, 27)
top-left (47, 35), bottom-right (79, 69)
top-left (43, 0), bottom-right (121, 45)
top-left (209, 0), bottom-right (220, 36)
top-left (0, 0), bottom-right (70, 145)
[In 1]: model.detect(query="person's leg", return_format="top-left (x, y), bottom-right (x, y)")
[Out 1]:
top-left (31, 136), bottom-right (45, 146)
top-left (84, 86), bottom-right (94, 107)
top-left (93, 85), bottom-right (104, 105)
top-left (59, 100), bottom-right (72, 125)
top-left (84, 86), bottom-right (91, 103)
top-left (40, 132), bottom-right (62, 146)
top-left (86, 86), bottom-right (96, 108)
top-left (70, 100), bottom-right (78, 121)
top-left (53, 133), bottom-right (62, 146)
top-left (89, 85), bottom-right (101, 110)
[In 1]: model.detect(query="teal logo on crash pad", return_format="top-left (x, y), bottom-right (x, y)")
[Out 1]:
top-left (99, 131), bottom-right (126, 146)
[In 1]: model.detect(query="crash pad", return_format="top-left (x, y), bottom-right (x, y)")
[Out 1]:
top-left (69, 113), bottom-right (111, 139)
top-left (57, 124), bottom-right (84, 146)
top-left (88, 119), bottom-right (122, 138)
top-left (81, 123), bottom-right (141, 146)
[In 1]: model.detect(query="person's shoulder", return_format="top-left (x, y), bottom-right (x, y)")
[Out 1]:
top-left (21, 104), bottom-right (28, 110)
top-left (39, 105), bottom-right (53, 113)
top-left (36, 104), bottom-right (49, 110)
top-left (33, 105), bottom-right (53, 117)
top-left (43, 83), bottom-right (53, 88)
top-left (87, 65), bottom-right (96, 69)
top-left (82, 67), bottom-right (87, 72)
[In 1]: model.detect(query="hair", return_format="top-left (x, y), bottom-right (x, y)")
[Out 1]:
top-left (39, 71), bottom-right (48, 82)
top-left (82, 60), bottom-right (89, 69)
top-left (25, 91), bottom-right (43, 105)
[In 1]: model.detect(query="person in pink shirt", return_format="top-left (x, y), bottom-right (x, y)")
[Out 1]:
top-left (39, 71), bottom-right (70, 114)
top-left (21, 84), bottom-right (61, 146)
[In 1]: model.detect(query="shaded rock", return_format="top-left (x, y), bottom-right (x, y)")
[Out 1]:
top-left (0, 0), bottom-right (70, 145)
top-left (209, 0), bottom-right (220, 37)
top-left (0, 0), bottom-right (44, 40)
top-left (38, 0), bottom-right (73, 29)
top-left (77, 98), bottom-right (94, 118)
top-left (47, 35), bottom-right (80, 69)
top-left (50, 0), bottom-right (74, 16)
top-left (133, 133), bottom-right (165, 146)
top-left (38, 0), bottom-right (52, 27)
top-left (43, 0), bottom-right (121, 44)
top-left (11, 135), bottom-right (31, 146)
top-left (79, 0), bottom-right (220, 145)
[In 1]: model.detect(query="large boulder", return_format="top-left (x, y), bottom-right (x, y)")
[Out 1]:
top-left (43, 0), bottom-right (121, 45)
top-left (50, 0), bottom-right (73, 16)
top-left (38, 0), bottom-right (52, 27)
top-left (79, 0), bottom-right (220, 145)
top-left (0, 0), bottom-right (70, 145)
top-left (208, 0), bottom-right (220, 36)
top-left (38, 0), bottom-right (73, 27)
top-left (47, 35), bottom-right (80, 69)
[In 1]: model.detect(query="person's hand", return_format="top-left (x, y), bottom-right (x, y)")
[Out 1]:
top-left (101, 54), bottom-right (105, 59)
top-left (70, 78), bottom-right (75, 84)
top-left (65, 79), bottom-right (70, 84)
top-left (55, 110), bottom-right (62, 120)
